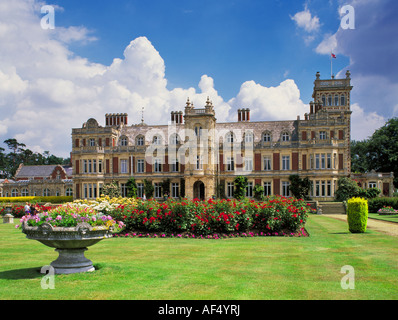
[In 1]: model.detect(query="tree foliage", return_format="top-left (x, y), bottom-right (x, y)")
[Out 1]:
top-left (0, 138), bottom-right (69, 179)
top-left (234, 176), bottom-right (248, 200)
top-left (351, 117), bottom-right (398, 187)
top-left (289, 175), bottom-right (312, 200)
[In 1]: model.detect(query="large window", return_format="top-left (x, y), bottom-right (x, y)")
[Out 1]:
top-left (282, 182), bottom-right (290, 197)
top-left (121, 159), bottom-right (128, 174)
top-left (154, 158), bottom-right (162, 173)
top-left (244, 157), bottom-right (253, 172)
top-left (282, 156), bottom-right (290, 170)
top-left (137, 183), bottom-right (144, 198)
top-left (227, 157), bottom-right (235, 171)
top-left (263, 156), bottom-right (272, 171)
top-left (263, 182), bottom-right (272, 196)
top-left (171, 159), bottom-right (179, 172)
top-left (246, 182), bottom-right (253, 198)
top-left (227, 182), bottom-right (234, 198)
top-left (154, 183), bottom-right (162, 198)
top-left (319, 131), bottom-right (327, 140)
top-left (137, 159), bottom-right (145, 173)
top-left (171, 183), bottom-right (179, 198)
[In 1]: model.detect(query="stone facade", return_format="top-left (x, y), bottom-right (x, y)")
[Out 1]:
top-left (71, 71), bottom-right (394, 201)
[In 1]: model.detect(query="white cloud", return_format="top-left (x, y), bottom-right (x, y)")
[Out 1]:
top-left (0, 0), bottom-right (311, 158)
top-left (315, 33), bottom-right (337, 55)
top-left (229, 79), bottom-right (307, 121)
top-left (351, 103), bottom-right (386, 140)
top-left (291, 7), bottom-right (321, 33)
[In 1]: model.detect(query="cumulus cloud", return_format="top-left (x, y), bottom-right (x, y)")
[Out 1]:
top-left (315, 0), bottom-right (398, 122)
top-left (351, 103), bottom-right (386, 141)
top-left (229, 79), bottom-right (307, 121)
top-left (291, 7), bottom-right (321, 33)
top-left (0, 0), bottom-right (311, 157)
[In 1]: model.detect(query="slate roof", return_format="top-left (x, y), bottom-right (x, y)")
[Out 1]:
top-left (15, 165), bottom-right (72, 179)
top-left (16, 165), bottom-right (59, 178)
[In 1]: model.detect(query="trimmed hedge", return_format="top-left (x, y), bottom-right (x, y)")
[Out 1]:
top-left (368, 197), bottom-right (398, 213)
top-left (0, 196), bottom-right (73, 204)
top-left (347, 197), bottom-right (368, 233)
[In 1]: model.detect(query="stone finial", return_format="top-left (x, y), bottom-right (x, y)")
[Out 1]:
top-left (346, 70), bottom-right (351, 79)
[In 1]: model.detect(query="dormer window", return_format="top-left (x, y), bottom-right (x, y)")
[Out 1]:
top-left (136, 136), bottom-right (144, 146)
top-left (263, 132), bottom-right (271, 142)
top-left (153, 136), bottom-right (161, 145)
top-left (120, 136), bottom-right (128, 146)
top-left (282, 132), bottom-right (290, 142)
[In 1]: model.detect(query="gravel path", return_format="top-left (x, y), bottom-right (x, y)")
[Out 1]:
top-left (325, 214), bottom-right (398, 237)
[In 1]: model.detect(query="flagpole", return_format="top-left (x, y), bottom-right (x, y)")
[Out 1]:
top-left (330, 51), bottom-right (333, 79)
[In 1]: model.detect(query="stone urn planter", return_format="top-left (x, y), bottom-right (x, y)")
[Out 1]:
top-left (18, 203), bottom-right (124, 275)
top-left (22, 221), bottom-right (113, 274)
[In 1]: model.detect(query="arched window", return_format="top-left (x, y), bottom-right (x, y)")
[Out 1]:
top-left (195, 126), bottom-right (202, 137)
top-left (334, 94), bottom-right (339, 106)
top-left (66, 188), bottom-right (73, 196)
top-left (169, 134), bottom-right (180, 145)
top-left (43, 189), bottom-right (50, 197)
top-left (321, 95), bottom-right (326, 106)
top-left (120, 136), bottom-right (128, 146)
top-left (244, 131), bottom-right (253, 143)
top-left (11, 189), bottom-right (18, 197)
top-left (282, 132), bottom-right (290, 142)
top-left (21, 188), bottom-right (29, 197)
top-left (327, 94), bottom-right (332, 106)
top-left (263, 132), bottom-right (271, 142)
top-left (136, 136), bottom-right (144, 146)
top-left (226, 132), bottom-right (234, 143)
top-left (340, 94), bottom-right (346, 106)
top-left (153, 136), bottom-right (161, 145)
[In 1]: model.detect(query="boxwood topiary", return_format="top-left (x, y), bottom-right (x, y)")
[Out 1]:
top-left (347, 197), bottom-right (368, 233)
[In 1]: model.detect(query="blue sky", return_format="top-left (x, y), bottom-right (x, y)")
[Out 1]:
top-left (51, 0), bottom-right (349, 101)
top-left (0, 0), bottom-right (397, 157)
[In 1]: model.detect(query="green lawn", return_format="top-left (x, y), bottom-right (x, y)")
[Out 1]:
top-left (0, 215), bottom-right (397, 300)
top-left (368, 213), bottom-right (398, 223)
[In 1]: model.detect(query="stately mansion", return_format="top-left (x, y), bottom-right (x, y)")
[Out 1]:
top-left (69, 71), bottom-right (394, 201)
top-left (0, 71), bottom-right (394, 200)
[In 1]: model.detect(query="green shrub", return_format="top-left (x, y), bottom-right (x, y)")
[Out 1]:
top-left (368, 197), bottom-right (398, 213)
top-left (347, 197), bottom-right (368, 233)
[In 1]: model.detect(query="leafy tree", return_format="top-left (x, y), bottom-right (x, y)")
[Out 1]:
top-left (144, 179), bottom-right (154, 198)
top-left (289, 175), bottom-right (312, 200)
top-left (126, 177), bottom-right (137, 198)
top-left (351, 118), bottom-right (398, 187)
top-left (335, 177), bottom-right (361, 202)
top-left (101, 181), bottom-right (121, 198)
top-left (253, 184), bottom-right (264, 201)
top-left (234, 176), bottom-right (248, 200)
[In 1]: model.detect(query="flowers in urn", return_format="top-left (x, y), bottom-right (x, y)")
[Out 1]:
top-left (16, 203), bottom-right (125, 231)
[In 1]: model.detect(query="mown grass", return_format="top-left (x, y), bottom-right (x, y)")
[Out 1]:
top-left (0, 215), bottom-right (397, 300)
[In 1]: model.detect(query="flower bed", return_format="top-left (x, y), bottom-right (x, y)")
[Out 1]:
top-left (110, 196), bottom-right (313, 237)
top-left (16, 203), bottom-right (125, 230)
top-left (377, 206), bottom-right (398, 216)
top-left (0, 204), bottom-right (54, 218)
